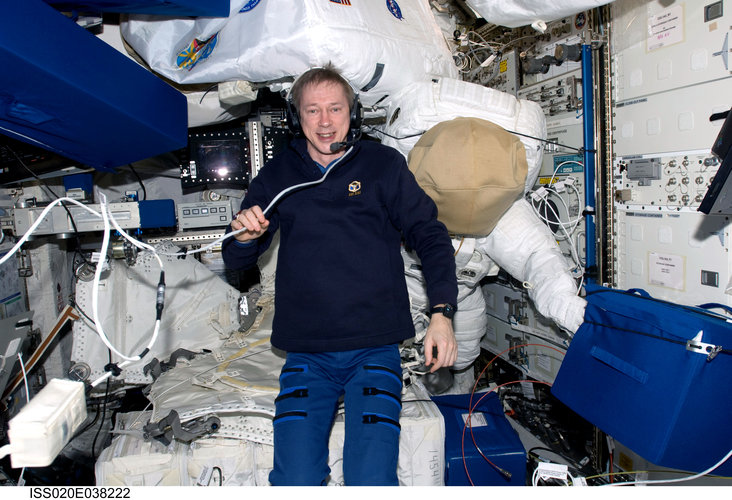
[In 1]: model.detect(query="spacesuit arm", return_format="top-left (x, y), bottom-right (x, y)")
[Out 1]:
top-left (477, 198), bottom-right (586, 333)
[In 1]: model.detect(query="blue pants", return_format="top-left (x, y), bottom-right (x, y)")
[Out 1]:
top-left (269, 344), bottom-right (403, 486)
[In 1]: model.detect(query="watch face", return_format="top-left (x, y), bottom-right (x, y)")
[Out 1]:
top-left (435, 304), bottom-right (455, 318)
top-left (432, 304), bottom-right (456, 318)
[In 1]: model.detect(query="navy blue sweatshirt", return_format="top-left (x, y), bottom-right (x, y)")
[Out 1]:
top-left (222, 138), bottom-right (457, 353)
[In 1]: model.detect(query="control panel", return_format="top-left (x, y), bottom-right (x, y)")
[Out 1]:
top-left (177, 201), bottom-right (232, 230)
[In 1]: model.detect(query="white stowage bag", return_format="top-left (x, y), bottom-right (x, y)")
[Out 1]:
top-left (184, 88), bottom-right (252, 128)
top-left (95, 411), bottom-right (275, 486)
top-left (465, 0), bottom-right (615, 28)
top-left (71, 241), bottom-right (241, 385)
top-left (120, 0), bottom-right (458, 107)
top-left (379, 78), bottom-right (545, 194)
top-left (327, 380), bottom-right (445, 486)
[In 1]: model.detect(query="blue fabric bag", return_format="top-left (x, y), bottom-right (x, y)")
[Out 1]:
top-left (552, 284), bottom-right (732, 475)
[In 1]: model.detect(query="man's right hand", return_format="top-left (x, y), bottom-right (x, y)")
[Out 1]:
top-left (231, 205), bottom-right (270, 242)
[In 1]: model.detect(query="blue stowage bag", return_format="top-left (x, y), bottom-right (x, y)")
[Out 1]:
top-left (552, 284), bottom-right (732, 475)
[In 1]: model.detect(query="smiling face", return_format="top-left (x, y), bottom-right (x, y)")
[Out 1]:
top-left (298, 80), bottom-right (351, 166)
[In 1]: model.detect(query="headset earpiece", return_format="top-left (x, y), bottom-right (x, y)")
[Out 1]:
top-left (285, 97), bottom-right (301, 136)
top-left (349, 94), bottom-right (363, 135)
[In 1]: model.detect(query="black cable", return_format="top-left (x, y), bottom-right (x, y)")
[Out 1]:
top-left (506, 129), bottom-right (584, 153)
top-left (365, 124), bottom-right (585, 153)
top-left (363, 126), bottom-right (426, 140)
top-left (127, 164), bottom-right (147, 201)
top-left (69, 297), bottom-right (95, 324)
top-left (213, 466), bottom-right (223, 486)
top-left (70, 402), bottom-right (102, 442)
top-left (199, 84), bottom-right (219, 104)
top-left (91, 351), bottom-right (111, 462)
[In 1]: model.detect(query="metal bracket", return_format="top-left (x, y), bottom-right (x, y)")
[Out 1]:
top-left (686, 331), bottom-right (723, 361)
top-left (143, 410), bottom-right (220, 446)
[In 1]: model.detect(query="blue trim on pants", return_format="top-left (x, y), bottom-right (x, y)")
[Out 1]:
top-left (269, 344), bottom-right (402, 486)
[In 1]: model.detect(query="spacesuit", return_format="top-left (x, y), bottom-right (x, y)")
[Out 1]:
top-left (381, 78), bottom-right (587, 378)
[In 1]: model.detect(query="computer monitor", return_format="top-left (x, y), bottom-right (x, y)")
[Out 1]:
top-left (180, 127), bottom-right (251, 192)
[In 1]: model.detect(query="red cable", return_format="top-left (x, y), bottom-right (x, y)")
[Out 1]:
top-left (460, 343), bottom-right (566, 486)
top-left (610, 452), bottom-right (614, 484)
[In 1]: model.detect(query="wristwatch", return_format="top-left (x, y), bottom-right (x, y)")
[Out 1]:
top-left (430, 303), bottom-right (457, 319)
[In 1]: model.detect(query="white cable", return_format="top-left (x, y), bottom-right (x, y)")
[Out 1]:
top-left (604, 448), bottom-right (732, 487)
top-left (90, 194), bottom-right (121, 359)
top-left (0, 444), bottom-right (12, 460)
top-left (157, 146), bottom-right (355, 258)
top-left (90, 359), bottom-right (133, 388)
top-left (18, 352), bottom-right (29, 404)
top-left (0, 194), bottom-right (163, 381)
top-left (0, 197), bottom-right (102, 266)
top-left (528, 185), bottom-right (583, 232)
top-left (17, 352), bottom-right (29, 487)
top-left (528, 194), bottom-right (583, 271)
top-left (90, 194), bottom-right (162, 364)
top-left (550, 161), bottom-right (584, 187)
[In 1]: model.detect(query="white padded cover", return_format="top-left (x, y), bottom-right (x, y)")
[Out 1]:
top-left (466, 0), bottom-right (614, 28)
top-left (71, 241), bottom-right (241, 385)
top-left (120, 0), bottom-right (458, 107)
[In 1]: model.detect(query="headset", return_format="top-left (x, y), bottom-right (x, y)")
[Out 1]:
top-left (285, 78), bottom-right (363, 138)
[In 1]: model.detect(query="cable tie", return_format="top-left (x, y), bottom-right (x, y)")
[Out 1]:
top-left (530, 187), bottom-right (549, 202)
top-left (104, 363), bottom-right (122, 377)
top-left (537, 462), bottom-right (568, 481)
top-left (573, 476), bottom-right (588, 486)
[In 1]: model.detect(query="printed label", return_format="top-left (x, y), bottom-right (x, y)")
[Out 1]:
top-left (648, 5), bottom-right (684, 52)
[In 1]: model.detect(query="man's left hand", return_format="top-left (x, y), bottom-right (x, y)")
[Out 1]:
top-left (423, 313), bottom-right (457, 373)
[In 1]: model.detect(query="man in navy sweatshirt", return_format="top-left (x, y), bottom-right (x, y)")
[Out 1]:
top-left (222, 64), bottom-right (458, 485)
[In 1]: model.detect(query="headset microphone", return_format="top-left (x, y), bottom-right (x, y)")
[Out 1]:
top-left (330, 140), bottom-right (354, 153)
top-left (329, 130), bottom-right (363, 153)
